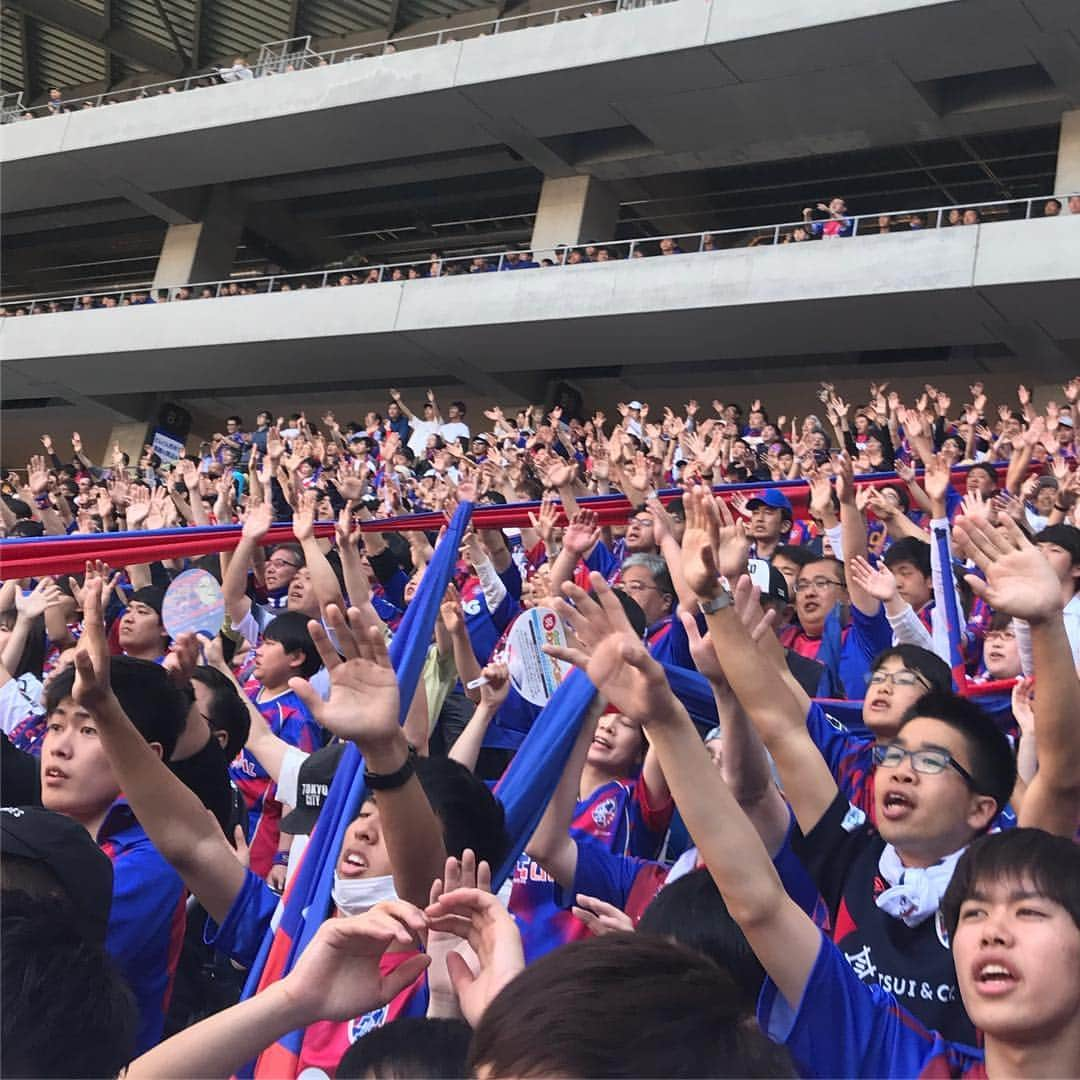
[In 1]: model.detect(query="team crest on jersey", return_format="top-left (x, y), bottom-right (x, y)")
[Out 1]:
top-left (592, 797), bottom-right (617, 829)
top-left (935, 909), bottom-right (950, 950)
top-left (349, 1005), bottom-right (388, 1042)
top-left (825, 712), bottom-right (846, 732)
top-left (462, 598), bottom-right (483, 616)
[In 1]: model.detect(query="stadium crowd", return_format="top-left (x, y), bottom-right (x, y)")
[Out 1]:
top-left (2, 375), bottom-right (1080, 1078)
top-left (2, 193), bottom-right (1077, 318)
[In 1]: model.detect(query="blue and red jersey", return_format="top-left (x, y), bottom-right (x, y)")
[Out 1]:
top-left (230, 684), bottom-right (325, 878)
top-left (758, 931), bottom-right (985, 1078)
top-left (205, 870), bottom-right (426, 1078)
top-left (98, 798), bottom-right (187, 1053)
top-left (508, 775), bottom-right (672, 962)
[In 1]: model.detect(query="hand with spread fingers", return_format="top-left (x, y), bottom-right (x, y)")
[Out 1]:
top-left (953, 514), bottom-right (1062, 625)
top-left (289, 603), bottom-right (400, 748)
top-left (544, 574), bottom-right (674, 724)
top-left (424, 886), bottom-right (524, 1028)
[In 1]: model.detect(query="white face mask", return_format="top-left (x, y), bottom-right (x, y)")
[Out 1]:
top-left (331, 872), bottom-right (398, 917)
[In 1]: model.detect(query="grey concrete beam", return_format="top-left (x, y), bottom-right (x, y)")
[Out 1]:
top-left (8, 0), bottom-right (187, 74)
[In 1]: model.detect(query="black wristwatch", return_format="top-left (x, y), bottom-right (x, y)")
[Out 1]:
top-left (363, 746), bottom-right (417, 791)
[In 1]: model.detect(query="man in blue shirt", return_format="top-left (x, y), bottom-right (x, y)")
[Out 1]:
top-left (40, 643), bottom-right (188, 1054)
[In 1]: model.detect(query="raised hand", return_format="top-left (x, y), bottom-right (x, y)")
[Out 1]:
top-left (545, 575), bottom-right (672, 722)
top-left (71, 431), bottom-right (83, 453)
top-left (71, 570), bottom-right (111, 714)
top-left (241, 499), bottom-right (273, 542)
top-left (571, 894), bottom-right (634, 936)
top-left (162, 632), bottom-right (200, 689)
top-left (424, 886), bottom-right (524, 1028)
top-left (292, 490), bottom-right (317, 544)
top-left (527, 493), bottom-right (561, 550)
top-left (959, 489), bottom-right (991, 528)
top-left (126, 485), bottom-right (151, 528)
top-left (922, 452), bottom-right (952, 506)
top-left (289, 604), bottom-right (400, 748)
top-left (477, 662), bottom-right (511, 710)
top-left (15, 577), bottom-right (64, 619)
top-left (280, 902), bottom-right (430, 1025)
top-left (953, 515), bottom-right (1062, 624)
top-left (847, 556), bottom-right (898, 604)
top-left (561, 509), bottom-right (602, 558)
top-left (1011, 677), bottom-right (1035, 739)
top-left (26, 455), bottom-right (50, 495)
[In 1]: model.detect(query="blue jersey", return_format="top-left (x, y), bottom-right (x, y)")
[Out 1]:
top-left (758, 932), bottom-right (985, 1078)
top-left (509, 776), bottom-right (672, 963)
top-left (98, 800), bottom-right (187, 1053)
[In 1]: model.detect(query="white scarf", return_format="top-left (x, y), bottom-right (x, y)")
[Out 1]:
top-left (331, 872), bottom-right (398, 917)
top-left (875, 844), bottom-right (963, 927)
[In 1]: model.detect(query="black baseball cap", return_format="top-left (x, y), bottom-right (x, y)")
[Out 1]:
top-left (746, 557), bottom-right (791, 604)
top-left (0, 805), bottom-right (113, 943)
top-left (280, 742), bottom-right (345, 835)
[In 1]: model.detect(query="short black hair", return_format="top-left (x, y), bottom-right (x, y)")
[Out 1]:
top-left (263, 611), bottom-right (322, 679)
top-left (413, 756), bottom-right (508, 871)
top-left (898, 692), bottom-right (1016, 816)
top-left (337, 1017), bottom-right (471, 1078)
top-left (883, 537), bottom-right (931, 578)
top-left (637, 867), bottom-right (765, 1013)
top-left (665, 496), bottom-right (686, 521)
top-left (469, 934), bottom-right (794, 1078)
top-left (450, 400), bottom-right (467, 415)
top-left (966, 462), bottom-right (998, 488)
top-left (190, 665), bottom-right (251, 760)
top-left (772, 544), bottom-right (816, 569)
top-left (226, 415), bottom-right (243, 425)
top-left (1, 892), bottom-right (136, 1079)
top-left (44, 655), bottom-right (187, 760)
top-left (942, 828), bottom-right (1080, 942)
top-left (1035, 524), bottom-right (1080, 567)
top-left (870, 645), bottom-right (952, 695)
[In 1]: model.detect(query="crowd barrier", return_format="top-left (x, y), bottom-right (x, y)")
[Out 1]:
top-left (0, 462), bottom-right (1006, 578)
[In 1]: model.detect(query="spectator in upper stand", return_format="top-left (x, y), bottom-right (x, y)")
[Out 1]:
top-left (385, 399), bottom-right (411, 443)
top-left (658, 237), bottom-right (682, 255)
top-left (946, 207), bottom-right (963, 226)
top-left (439, 400), bottom-right (470, 446)
top-left (746, 489), bottom-right (792, 562)
top-left (219, 58), bottom-right (253, 82)
top-left (250, 410), bottom-right (273, 457)
top-left (390, 388), bottom-right (442, 458)
top-left (1043, 198), bottom-right (1062, 217)
top-left (1068, 194), bottom-right (1080, 214)
top-left (46, 88), bottom-right (64, 114)
top-left (802, 197), bottom-right (853, 238)
top-left (962, 208), bottom-right (981, 225)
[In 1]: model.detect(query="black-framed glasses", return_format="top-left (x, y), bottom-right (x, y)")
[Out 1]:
top-left (865, 670), bottom-right (932, 690)
top-left (873, 743), bottom-right (977, 788)
top-left (794, 576), bottom-right (844, 593)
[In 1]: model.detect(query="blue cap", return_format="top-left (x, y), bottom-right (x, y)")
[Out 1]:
top-left (746, 489), bottom-right (793, 515)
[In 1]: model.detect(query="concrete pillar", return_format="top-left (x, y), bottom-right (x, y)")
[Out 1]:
top-left (1055, 109), bottom-right (1080, 197)
top-left (152, 188), bottom-right (246, 290)
top-left (529, 175), bottom-right (620, 258)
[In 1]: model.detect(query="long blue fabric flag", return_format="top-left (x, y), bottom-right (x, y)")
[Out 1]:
top-left (242, 500), bottom-right (473, 1077)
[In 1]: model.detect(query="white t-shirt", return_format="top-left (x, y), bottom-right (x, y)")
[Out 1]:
top-left (407, 419), bottom-right (440, 457)
top-left (439, 421), bottom-right (471, 446)
top-left (0, 673), bottom-right (44, 736)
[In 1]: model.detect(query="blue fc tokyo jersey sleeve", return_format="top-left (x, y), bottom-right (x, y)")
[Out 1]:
top-left (758, 931), bottom-right (984, 1079)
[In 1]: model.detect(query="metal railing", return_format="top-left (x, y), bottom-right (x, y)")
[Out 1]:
top-left (2, 192), bottom-right (1074, 316)
top-left (2, 0), bottom-right (675, 123)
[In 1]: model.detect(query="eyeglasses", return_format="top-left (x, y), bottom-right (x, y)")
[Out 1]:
top-left (627, 517), bottom-right (653, 528)
top-left (794, 576), bottom-right (844, 593)
top-left (865, 670), bottom-right (932, 690)
top-left (266, 557), bottom-right (300, 570)
top-left (873, 744), bottom-right (977, 787)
